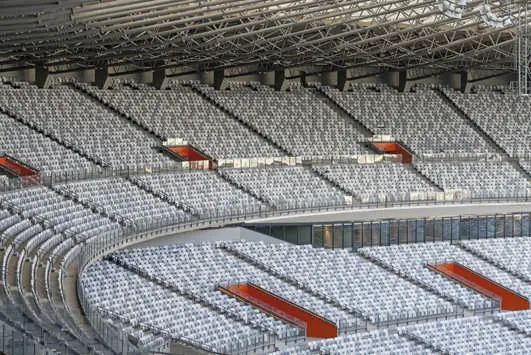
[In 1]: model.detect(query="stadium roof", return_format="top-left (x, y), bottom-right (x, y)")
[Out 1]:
top-left (0, 0), bottom-right (528, 72)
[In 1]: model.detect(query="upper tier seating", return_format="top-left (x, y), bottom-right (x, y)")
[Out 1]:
top-left (200, 84), bottom-right (368, 156)
top-left (321, 86), bottom-right (495, 156)
top-left (132, 171), bottom-right (269, 218)
top-left (54, 177), bottom-right (190, 230)
top-left (0, 113), bottom-right (95, 174)
top-left (0, 85), bottom-right (176, 169)
top-left (461, 237), bottom-right (531, 282)
top-left (219, 167), bottom-right (346, 209)
top-left (225, 241), bottom-right (456, 323)
top-left (415, 161), bottom-right (531, 198)
top-left (400, 316), bottom-right (531, 354)
top-left (81, 260), bottom-right (268, 353)
top-left (82, 83), bottom-right (283, 159)
top-left (443, 88), bottom-right (531, 158)
top-left (359, 242), bottom-right (531, 310)
top-left (314, 163), bottom-right (439, 202)
top-left (109, 243), bottom-right (359, 337)
top-left (494, 310), bottom-right (531, 336)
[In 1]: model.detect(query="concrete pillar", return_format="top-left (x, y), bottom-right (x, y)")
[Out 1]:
top-left (274, 70), bottom-right (285, 91)
top-left (95, 67), bottom-right (111, 89)
top-left (153, 68), bottom-right (168, 90)
top-left (35, 65), bottom-right (51, 88)
top-left (337, 69), bottom-right (348, 91)
top-left (383, 70), bottom-right (407, 92)
top-left (213, 69), bottom-right (225, 90)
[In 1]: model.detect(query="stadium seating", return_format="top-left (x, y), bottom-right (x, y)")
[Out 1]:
top-left (81, 260), bottom-right (270, 353)
top-left (359, 242), bottom-right (531, 310)
top-left (198, 84), bottom-right (369, 157)
top-left (219, 167), bottom-right (346, 209)
top-left (400, 316), bottom-right (531, 354)
top-left (225, 241), bottom-right (456, 324)
top-left (443, 88), bottom-right (531, 157)
top-left (54, 177), bottom-right (190, 230)
top-left (494, 310), bottom-right (531, 336)
top-left (461, 237), bottom-right (531, 282)
top-left (132, 171), bottom-right (269, 218)
top-left (0, 85), bottom-right (177, 169)
top-left (414, 160), bottom-right (531, 198)
top-left (81, 82), bottom-right (283, 159)
top-left (108, 243), bottom-right (360, 336)
top-left (275, 328), bottom-right (432, 355)
top-left (314, 163), bottom-right (439, 202)
top-left (521, 160), bottom-right (531, 175)
top-left (321, 86), bottom-right (495, 156)
top-left (0, 113), bottom-right (95, 174)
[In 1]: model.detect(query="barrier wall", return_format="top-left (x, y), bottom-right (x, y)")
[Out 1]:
top-left (220, 283), bottom-right (337, 338)
top-left (371, 142), bottom-right (412, 163)
top-left (428, 263), bottom-right (530, 311)
top-left (168, 146), bottom-right (213, 169)
top-left (0, 157), bottom-right (37, 177)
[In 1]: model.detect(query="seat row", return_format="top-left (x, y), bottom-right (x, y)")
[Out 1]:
top-left (359, 242), bottom-right (531, 310)
top-left (225, 241), bottom-right (456, 324)
top-left (108, 243), bottom-right (360, 338)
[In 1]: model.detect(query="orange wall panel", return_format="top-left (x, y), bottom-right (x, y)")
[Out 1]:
top-left (0, 157), bottom-right (38, 177)
top-left (221, 283), bottom-right (337, 338)
top-left (372, 142), bottom-right (412, 163)
top-left (431, 263), bottom-right (530, 311)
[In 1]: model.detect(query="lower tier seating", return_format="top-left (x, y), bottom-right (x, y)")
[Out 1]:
top-left (81, 260), bottom-right (271, 353)
top-left (494, 310), bottom-right (531, 336)
top-left (461, 237), bottom-right (531, 282)
top-left (399, 316), bottom-right (531, 354)
top-left (225, 241), bottom-right (456, 324)
top-left (274, 328), bottom-right (433, 355)
top-left (109, 243), bottom-right (359, 337)
top-left (359, 242), bottom-right (531, 310)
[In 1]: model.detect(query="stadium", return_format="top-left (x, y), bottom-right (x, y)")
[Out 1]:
top-left (1, 0), bottom-right (531, 354)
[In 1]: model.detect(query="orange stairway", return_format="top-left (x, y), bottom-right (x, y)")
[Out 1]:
top-left (219, 283), bottom-right (338, 338)
top-left (428, 263), bottom-right (530, 311)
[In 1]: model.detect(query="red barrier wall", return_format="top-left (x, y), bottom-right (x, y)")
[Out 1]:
top-left (220, 283), bottom-right (337, 338)
top-left (429, 263), bottom-right (530, 311)
top-left (371, 142), bottom-right (412, 163)
top-left (169, 146), bottom-right (212, 169)
top-left (0, 157), bottom-right (37, 177)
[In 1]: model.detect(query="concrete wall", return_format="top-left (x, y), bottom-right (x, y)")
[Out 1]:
top-left (134, 226), bottom-right (286, 248)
